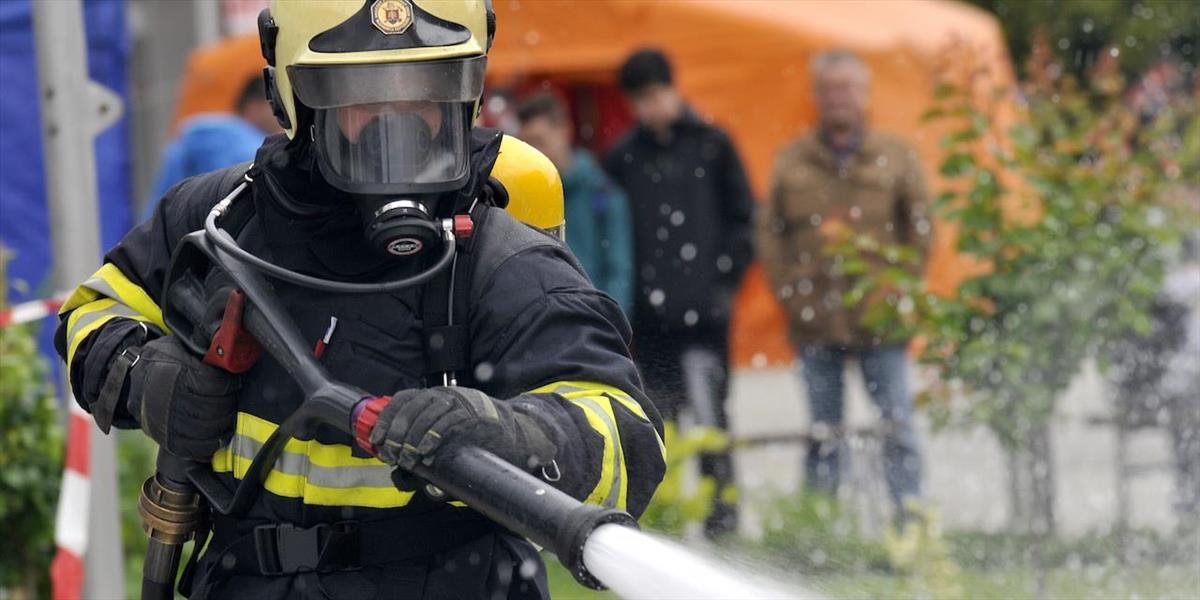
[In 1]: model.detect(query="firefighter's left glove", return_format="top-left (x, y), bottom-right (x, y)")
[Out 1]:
top-left (369, 387), bottom-right (558, 485)
top-left (127, 336), bottom-right (241, 460)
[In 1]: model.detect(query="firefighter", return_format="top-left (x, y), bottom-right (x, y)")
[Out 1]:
top-left (54, 1), bottom-right (665, 598)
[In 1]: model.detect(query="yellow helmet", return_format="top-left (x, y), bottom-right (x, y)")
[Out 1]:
top-left (492, 135), bottom-right (566, 239)
top-left (259, 0), bottom-right (494, 196)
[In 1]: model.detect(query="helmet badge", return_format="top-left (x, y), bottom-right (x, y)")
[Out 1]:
top-left (371, 0), bottom-right (414, 35)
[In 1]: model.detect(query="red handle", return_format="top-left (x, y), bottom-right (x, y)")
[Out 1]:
top-left (353, 396), bottom-right (391, 455)
top-left (202, 289), bottom-right (263, 373)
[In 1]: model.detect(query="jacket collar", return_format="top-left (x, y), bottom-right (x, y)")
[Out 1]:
top-left (804, 127), bottom-right (878, 171)
top-left (632, 105), bottom-right (706, 146)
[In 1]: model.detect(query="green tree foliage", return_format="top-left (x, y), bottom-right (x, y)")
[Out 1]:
top-left (638, 424), bottom-right (729, 536)
top-left (967, 0), bottom-right (1200, 80)
top-left (830, 44), bottom-right (1197, 446)
top-left (0, 250), bottom-right (63, 599)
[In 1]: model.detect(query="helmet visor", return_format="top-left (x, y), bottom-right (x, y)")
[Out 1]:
top-left (289, 56), bottom-right (486, 107)
top-left (291, 57), bottom-right (484, 194)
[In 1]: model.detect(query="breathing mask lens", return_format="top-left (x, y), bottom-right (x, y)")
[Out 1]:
top-left (317, 103), bottom-right (470, 189)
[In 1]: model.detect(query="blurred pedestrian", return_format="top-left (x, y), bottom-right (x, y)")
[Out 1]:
top-left (756, 50), bottom-right (931, 516)
top-left (518, 92), bottom-right (634, 314)
top-left (143, 75), bottom-right (282, 219)
top-left (603, 48), bottom-right (755, 537)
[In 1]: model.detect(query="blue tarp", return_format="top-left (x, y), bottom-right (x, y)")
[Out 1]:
top-left (0, 0), bottom-right (131, 365)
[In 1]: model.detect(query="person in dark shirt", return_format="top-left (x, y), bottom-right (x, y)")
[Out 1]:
top-left (602, 48), bottom-right (755, 537)
top-left (517, 92), bottom-right (634, 314)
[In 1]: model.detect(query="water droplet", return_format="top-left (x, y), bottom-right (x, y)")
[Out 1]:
top-left (849, 206), bottom-right (862, 219)
top-left (221, 553), bottom-right (238, 569)
top-left (524, 30), bottom-right (540, 45)
top-left (519, 558), bottom-right (539, 580)
top-left (801, 306), bottom-right (815, 321)
top-left (809, 214), bottom-right (823, 227)
top-left (683, 310), bottom-right (699, 326)
top-left (693, 167), bottom-right (706, 178)
top-left (649, 289), bottom-right (666, 306)
top-left (897, 296), bottom-right (914, 315)
top-left (875, 155), bottom-right (889, 167)
top-left (656, 227), bottom-right (669, 241)
top-left (751, 353), bottom-right (768, 368)
top-left (474, 362), bottom-right (495, 382)
top-left (796, 279), bottom-right (814, 295)
top-left (716, 254), bottom-right (733, 273)
top-left (680, 243), bottom-right (697, 261)
top-left (659, 203), bottom-right (672, 216)
top-left (670, 210), bottom-right (686, 226)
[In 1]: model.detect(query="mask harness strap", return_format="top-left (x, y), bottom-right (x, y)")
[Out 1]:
top-left (204, 170), bottom-right (474, 294)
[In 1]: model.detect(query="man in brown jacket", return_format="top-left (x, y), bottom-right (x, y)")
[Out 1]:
top-left (756, 50), bottom-right (931, 514)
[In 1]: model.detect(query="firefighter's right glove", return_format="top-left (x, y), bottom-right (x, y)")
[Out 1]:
top-left (366, 387), bottom-right (558, 489)
top-left (127, 336), bottom-right (241, 460)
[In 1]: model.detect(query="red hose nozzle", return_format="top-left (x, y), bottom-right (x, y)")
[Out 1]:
top-left (353, 396), bottom-right (391, 455)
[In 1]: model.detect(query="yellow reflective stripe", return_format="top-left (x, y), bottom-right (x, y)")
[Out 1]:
top-left (532, 380), bottom-right (666, 457)
top-left (64, 299), bottom-right (154, 372)
top-left (570, 395), bottom-right (627, 509)
top-left (533, 380), bottom-right (642, 510)
top-left (82, 263), bottom-right (167, 330)
top-left (211, 411), bottom-right (414, 508)
top-left (61, 263), bottom-right (169, 371)
top-left (60, 285), bottom-right (100, 315)
top-left (532, 380), bottom-right (648, 419)
top-left (61, 263), bottom-right (166, 328)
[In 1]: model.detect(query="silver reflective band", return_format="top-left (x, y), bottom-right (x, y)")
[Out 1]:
top-left (289, 55), bottom-right (487, 107)
top-left (374, 199), bottom-right (429, 218)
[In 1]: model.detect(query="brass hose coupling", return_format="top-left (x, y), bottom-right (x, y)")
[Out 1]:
top-left (138, 474), bottom-right (206, 544)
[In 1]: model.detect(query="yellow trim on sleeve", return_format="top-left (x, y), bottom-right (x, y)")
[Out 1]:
top-left (88, 263), bottom-right (167, 330)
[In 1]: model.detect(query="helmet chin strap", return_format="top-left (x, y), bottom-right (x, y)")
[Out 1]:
top-left (204, 173), bottom-right (473, 294)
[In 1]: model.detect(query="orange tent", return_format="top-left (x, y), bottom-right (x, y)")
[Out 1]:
top-left (172, 34), bottom-right (265, 130)
top-left (172, 0), bottom-right (1015, 368)
top-left (487, 0), bottom-right (1014, 367)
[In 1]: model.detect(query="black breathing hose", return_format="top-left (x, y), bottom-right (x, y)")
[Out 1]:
top-left (202, 182), bottom-right (457, 294)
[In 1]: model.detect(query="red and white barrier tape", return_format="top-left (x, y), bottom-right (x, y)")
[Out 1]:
top-left (51, 402), bottom-right (91, 600)
top-left (0, 293), bottom-right (69, 327)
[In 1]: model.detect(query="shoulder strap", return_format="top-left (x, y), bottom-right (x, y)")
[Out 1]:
top-left (421, 203), bottom-right (490, 385)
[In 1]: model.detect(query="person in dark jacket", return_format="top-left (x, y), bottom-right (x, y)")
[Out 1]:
top-left (54, 2), bottom-right (665, 599)
top-left (602, 48), bottom-right (754, 537)
top-left (517, 91), bottom-right (634, 314)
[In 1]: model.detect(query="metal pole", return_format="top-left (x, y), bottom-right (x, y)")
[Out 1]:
top-left (32, 1), bottom-right (126, 598)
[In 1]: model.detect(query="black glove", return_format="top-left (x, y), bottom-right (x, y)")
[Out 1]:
top-left (127, 336), bottom-right (241, 459)
top-left (369, 387), bottom-right (558, 485)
